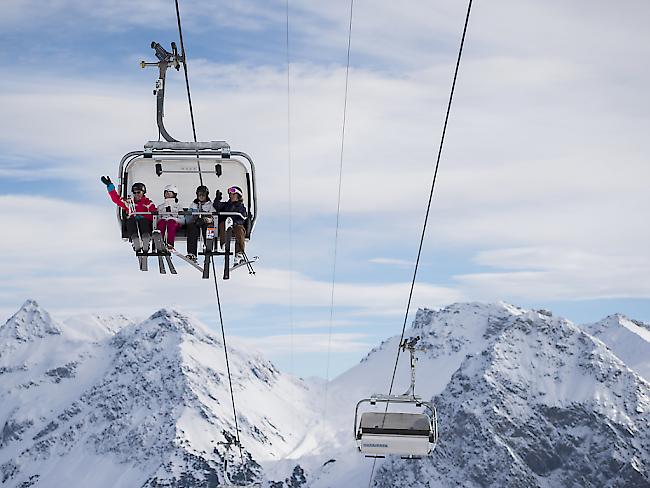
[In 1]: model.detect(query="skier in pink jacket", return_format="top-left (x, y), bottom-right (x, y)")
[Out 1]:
top-left (101, 176), bottom-right (156, 253)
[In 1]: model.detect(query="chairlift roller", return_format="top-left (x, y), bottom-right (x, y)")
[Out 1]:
top-left (354, 337), bottom-right (438, 458)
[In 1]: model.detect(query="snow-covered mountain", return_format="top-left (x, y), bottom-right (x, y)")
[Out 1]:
top-left (293, 303), bottom-right (650, 487)
top-left (1, 300), bottom-right (649, 487)
top-left (580, 314), bottom-right (650, 381)
top-left (0, 300), bottom-right (314, 487)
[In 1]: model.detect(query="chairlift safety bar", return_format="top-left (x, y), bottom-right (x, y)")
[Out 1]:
top-left (126, 211), bottom-right (247, 219)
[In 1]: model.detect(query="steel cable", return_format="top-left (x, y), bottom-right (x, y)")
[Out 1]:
top-left (285, 0), bottom-right (297, 434)
top-left (323, 0), bottom-right (355, 420)
top-left (212, 258), bottom-right (244, 460)
top-left (173, 0), bottom-right (243, 462)
top-left (174, 0), bottom-right (203, 185)
top-left (367, 0), bottom-right (473, 485)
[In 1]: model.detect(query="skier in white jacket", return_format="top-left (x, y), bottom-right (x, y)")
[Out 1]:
top-left (186, 185), bottom-right (213, 261)
top-left (156, 184), bottom-right (184, 247)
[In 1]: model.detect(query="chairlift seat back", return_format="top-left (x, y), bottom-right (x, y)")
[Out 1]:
top-left (118, 155), bottom-right (256, 240)
top-left (357, 412), bottom-right (433, 457)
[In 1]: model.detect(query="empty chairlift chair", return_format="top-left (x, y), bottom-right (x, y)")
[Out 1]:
top-left (354, 337), bottom-right (438, 458)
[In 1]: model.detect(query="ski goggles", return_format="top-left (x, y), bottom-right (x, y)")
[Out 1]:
top-left (227, 187), bottom-right (243, 196)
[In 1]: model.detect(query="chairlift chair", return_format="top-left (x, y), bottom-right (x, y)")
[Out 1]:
top-left (353, 336), bottom-right (438, 458)
top-left (114, 41), bottom-right (258, 278)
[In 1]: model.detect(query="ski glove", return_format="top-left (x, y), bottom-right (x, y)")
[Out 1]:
top-left (215, 190), bottom-right (223, 202)
top-left (101, 176), bottom-right (116, 191)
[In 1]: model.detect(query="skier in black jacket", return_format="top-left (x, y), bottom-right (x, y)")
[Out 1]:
top-left (213, 186), bottom-right (248, 265)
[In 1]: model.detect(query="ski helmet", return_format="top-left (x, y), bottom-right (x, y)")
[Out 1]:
top-left (164, 184), bottom-right (178, 195)
top-left (196, 185), bottom-right (209, 196)
top-left (227, 186), bottom-right (243, 196)
top-left (132, 182), bottom-right (147, 193)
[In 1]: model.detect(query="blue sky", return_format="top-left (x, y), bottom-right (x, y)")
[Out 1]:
top-left (1, 0), bottom-right (649, 379)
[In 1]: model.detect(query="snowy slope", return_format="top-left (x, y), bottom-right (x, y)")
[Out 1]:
top-left (62, 313), bottom-right (134, 342)
top-left (581, 314), bottom-right (650, 381)
top-left (0, 301), bottom-right (314, 488)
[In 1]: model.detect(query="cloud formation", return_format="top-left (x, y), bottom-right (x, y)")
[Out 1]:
top-left (1, 0), bottom-right (649, 377)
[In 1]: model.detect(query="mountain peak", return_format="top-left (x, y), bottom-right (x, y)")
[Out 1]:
top-left (147, 308), bottom-right (213, 339)
top-left (581, 313), bottom-right (650, 380)
top-left (1, 299), bottom-right (61, 342)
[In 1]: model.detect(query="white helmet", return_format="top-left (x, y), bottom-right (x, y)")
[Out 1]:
top-left (164, 184), bottom-right (178, 195)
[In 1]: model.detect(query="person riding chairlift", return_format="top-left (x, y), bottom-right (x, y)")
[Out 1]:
top-left (101, 176), bottom-right (156, 254)
top-left (186, 185), bottom-right (213, 262)
top-left (213, 186), bottom-right (248, 266)
top-left (156, 184), bottom-right (183, 248)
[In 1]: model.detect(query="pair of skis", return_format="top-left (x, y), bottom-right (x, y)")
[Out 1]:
top-left (152, 230), bottom-right (177, 274)
top-left (200, 221), bottom-right (256, 280)
top-left (126, 198), bottom-right (153, 273)
top-left (137, 226), bottom-right (257, 279)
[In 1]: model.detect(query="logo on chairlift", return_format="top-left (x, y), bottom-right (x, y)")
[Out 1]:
top-left (363, 443), bottom-right (388, 448)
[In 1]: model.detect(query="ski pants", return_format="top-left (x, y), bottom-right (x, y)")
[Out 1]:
top-left (126, 217), bottom-right (152, 252)
top-left (157, 219), bottom-right (181, 247)
top-left (218, 221), bottom-right (246, 254)
top-left (186, 218), bottom-right (210, 255)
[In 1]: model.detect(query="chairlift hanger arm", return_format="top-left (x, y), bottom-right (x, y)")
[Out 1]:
top-left (141, 41), bottom-right (184, 143)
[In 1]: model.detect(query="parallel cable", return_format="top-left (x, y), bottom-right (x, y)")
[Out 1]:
top-left (367, 0), bottom-right (473, 485)
top-left (285, 0), bottom-right (296, 432)
top-left (174, 0), bottom-right (203, 185)
top-left (386, 0), bottom-right (473, 399)
top-left (212, 259), bottom-right (244, 461)
top-left (173, 0), bottom-right (242, 462)
top-left (285, 0), bottom-right (294, 387)
top-left (367, 458), bottom-right (378, 488)
top-left (323, 0), bottom-right (355, 418)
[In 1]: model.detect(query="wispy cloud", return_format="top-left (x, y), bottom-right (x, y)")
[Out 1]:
top-left (236, 332), bottom-right (372, 354)
top-left (369, 258), bottom-right (414, 267)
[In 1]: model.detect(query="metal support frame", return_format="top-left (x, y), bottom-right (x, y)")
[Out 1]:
top-left (141, 41), bottom-right (184, 142)
top-left (400, 336), bottom-right (426, 398)
top-left (216, 439), bottom-right (261, 488)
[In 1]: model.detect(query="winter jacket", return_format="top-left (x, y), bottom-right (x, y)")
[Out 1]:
top-left (213, 199), bottom-right (247, 226)
top-left (106, 184), bottom-right (156, 222)
top-left (188, 198), bottom-right (214, 224)
top-left (156, 198), bottom-right (184, 225)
